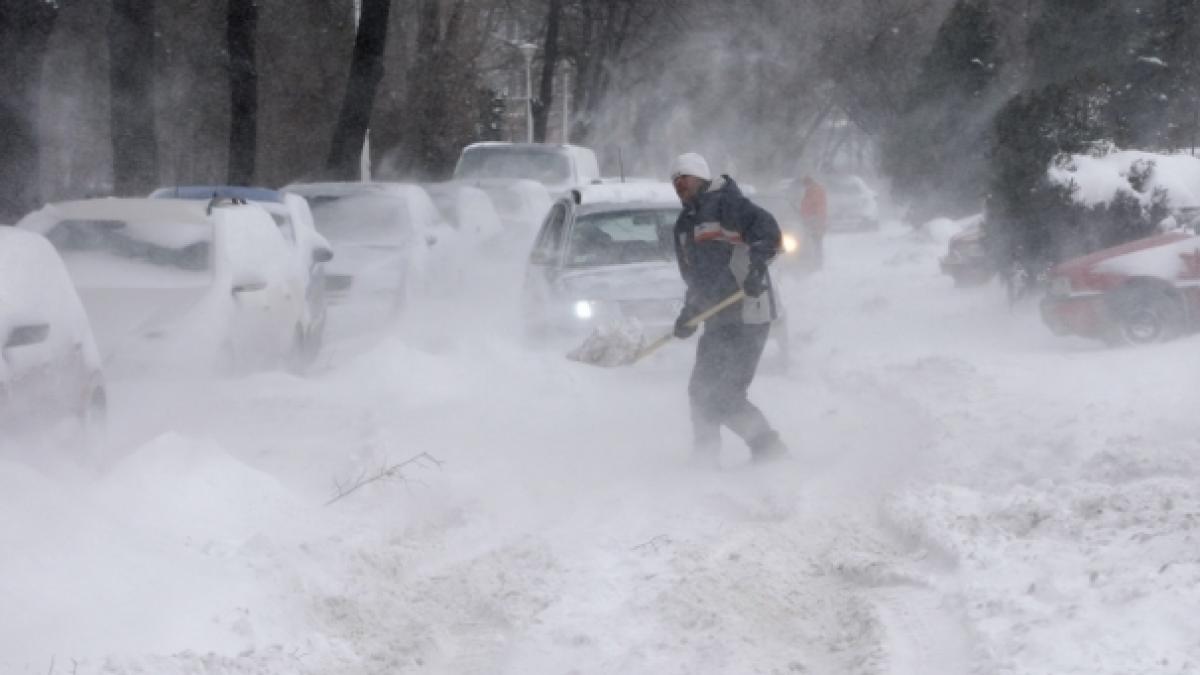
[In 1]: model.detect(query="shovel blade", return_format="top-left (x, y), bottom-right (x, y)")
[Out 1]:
top-left (566, 318), bottom-right (648, 367)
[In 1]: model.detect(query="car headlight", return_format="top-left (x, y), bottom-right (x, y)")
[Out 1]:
top-left (782, 233), bottom-right (800, 254)
top-left (573, 300), bottom-right (594, 320)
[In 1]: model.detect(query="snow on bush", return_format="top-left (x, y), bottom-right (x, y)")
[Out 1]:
top-left (1048, 144), bottom-right (1200, 214)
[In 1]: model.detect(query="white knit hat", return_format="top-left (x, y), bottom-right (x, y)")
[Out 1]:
top-left (669, 152), bottom-right (712, 181)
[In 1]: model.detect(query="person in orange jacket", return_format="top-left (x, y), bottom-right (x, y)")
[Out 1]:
top-left (798, 175), bottom-right (827, 268)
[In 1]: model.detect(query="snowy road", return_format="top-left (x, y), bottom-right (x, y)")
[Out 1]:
top-left (3, 223), bottom-right (1199, 674)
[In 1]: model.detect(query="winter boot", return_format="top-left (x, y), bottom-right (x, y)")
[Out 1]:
top-left (748, 431), bottom-right (789, 463)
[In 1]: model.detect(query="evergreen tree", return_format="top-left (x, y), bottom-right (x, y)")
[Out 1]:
top-left (881, 0), bottom-right (1001, 221)
top-left (984, 0), bottom-right (1170, 269)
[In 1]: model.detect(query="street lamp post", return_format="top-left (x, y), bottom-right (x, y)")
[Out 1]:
top-left (519, 42), bottom-right (537, 143)
top-left (561, 67), bottom-right (570, 144)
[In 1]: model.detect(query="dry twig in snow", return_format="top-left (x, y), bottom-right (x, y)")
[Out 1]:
top-left (325, 452), bottom-right (444, 506)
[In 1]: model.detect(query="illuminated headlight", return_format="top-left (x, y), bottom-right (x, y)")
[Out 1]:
top-left (782, 233), bottom-right (800, 254)
top-left (573, 300), bottom-right (594, 320)
top-left (1049, 277), bottom-right (1072, 297)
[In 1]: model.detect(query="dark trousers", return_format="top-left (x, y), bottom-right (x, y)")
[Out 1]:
top-left (688, 321), bottom-right (775, 453)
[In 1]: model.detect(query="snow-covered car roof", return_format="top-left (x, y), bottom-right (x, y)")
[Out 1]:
top-left (285, 181), bottom-right (443, 240)
top-left (573, 182), bottom-right (679, 206)
top-left (284, 181), bottom-right (430, 200)
top-left (575, 200), bottom-right (682, 218)
top-left (150, 186), bottom-right (294, 221)
top-left (19, 198), bottom-right (215, 232)
top-left (150, 185), bottom-right (285, 203)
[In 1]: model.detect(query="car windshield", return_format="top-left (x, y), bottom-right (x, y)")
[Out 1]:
top-left (43, 218), bottom-right (213, 287)
top-left (567, 208), bottom-right (679, 267)
top-left (826, 175), bottom-right (867, 195)
top-left (305, 194), bottom-right (416, 244)
top-left (455, 148), bottom-right (571, 184)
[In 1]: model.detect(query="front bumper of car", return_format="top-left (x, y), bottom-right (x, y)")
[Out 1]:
top-left (533, 296), bottom-right (682, 334)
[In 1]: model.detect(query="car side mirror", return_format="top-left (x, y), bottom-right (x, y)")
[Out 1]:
top-left (312, 246), bottom-right (333, 264)
top-left (571, 189), bottom-right (582, 205)
top-left (530, 249), bottom-right (553, 265)
top-left (4, 323), bottom-right (50, 349)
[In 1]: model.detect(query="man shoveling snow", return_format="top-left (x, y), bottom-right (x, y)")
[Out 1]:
top-left (668, 152), bottom-right (789, 466)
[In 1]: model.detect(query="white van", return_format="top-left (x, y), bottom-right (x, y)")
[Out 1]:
top-left (452, 142), bottom-right (600, 196)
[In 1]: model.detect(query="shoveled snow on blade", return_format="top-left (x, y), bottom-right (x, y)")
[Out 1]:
top-left (566, 318), bottom-right (647, 367)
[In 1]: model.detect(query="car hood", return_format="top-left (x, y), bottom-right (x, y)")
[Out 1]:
top-left (557, 261), bottom-right (684, 302)
top-left (1054, 231), bottom-right (1196, 276)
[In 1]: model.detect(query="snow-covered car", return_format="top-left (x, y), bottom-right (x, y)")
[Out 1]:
top-left (825, 174), bottom-right (880, 232)
top-left (453, 142), bottom-right (601, 197)
top-left (17, 198), bottom-right (310, 374)
top-left (522, 184), bottom-right (685, 338)
top-left (524, 182), bottom-right (790, 366)
top-left (150, 186), bottom-right (333, 364)
top-left (0, 226), bottom-right (106, 434)
top-left (421, 182), bottom-right (503, 242)
top-left (283, 181), bottom-right (445, 310)
top-left (940, 221), bottom-right (995, 287)
top-left (472, 179), bottom-right (552, 232)
top-left (1041, 227), bottom-right (1200, 345)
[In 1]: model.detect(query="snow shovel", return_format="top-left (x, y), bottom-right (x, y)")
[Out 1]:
top-left (567, 290), bottom-right (745, 367)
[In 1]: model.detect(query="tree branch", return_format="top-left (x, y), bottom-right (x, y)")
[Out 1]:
top-left (325, 452), bottom-right (444, 506)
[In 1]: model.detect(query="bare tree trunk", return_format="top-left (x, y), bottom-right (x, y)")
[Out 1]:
top-left (533, 0), bottom-right (562, 143)
top-left (110, 0), bottom-right (159, 196)
top-left (0, 1), bottom-right (58, 221)
top-left (326, 0), bottom-right (391, 180)
top-left (227, 0), bottom-right (258, 186)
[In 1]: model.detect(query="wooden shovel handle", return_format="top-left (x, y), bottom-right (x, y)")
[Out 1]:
top-left (633, 290), bottom-right (746, 362)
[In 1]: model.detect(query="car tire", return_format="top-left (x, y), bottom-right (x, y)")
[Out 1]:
top-left (1106, 284), bottom-right (1187, 345)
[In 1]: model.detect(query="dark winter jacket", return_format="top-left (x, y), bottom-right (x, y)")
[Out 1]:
top-left (673, 175), bottom-right (782, 326)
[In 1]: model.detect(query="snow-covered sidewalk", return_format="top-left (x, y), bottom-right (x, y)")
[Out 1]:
top-left (2, 223), bottom-right (1198, 674)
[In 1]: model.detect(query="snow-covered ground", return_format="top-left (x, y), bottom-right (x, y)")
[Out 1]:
top-left (3, 220), bottom-right (1199, 674)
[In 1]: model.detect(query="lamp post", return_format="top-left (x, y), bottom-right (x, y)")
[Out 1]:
top-left (561, 67), bottom-right (570, 144)
top-left (519, 42), bottom-right (537, 143)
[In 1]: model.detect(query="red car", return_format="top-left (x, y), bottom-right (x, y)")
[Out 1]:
top-left (1041, 230), bottom-right (1200, 344)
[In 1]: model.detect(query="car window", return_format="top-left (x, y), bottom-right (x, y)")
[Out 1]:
top-left (533, 204), bottom-right (568, 262)
top-left (45, 218), bottom-right (213, 283)
top-left (305, 194), bottom-right (416, 244)
top-left (567, 208), bottom-right (679, 266)
top-left (455, 148), bottom-right (571, 184)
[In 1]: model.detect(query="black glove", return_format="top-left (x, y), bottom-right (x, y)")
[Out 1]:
top-left (674, 305), bottom-right (699, 339)
top-left (743, 263), bottom-right (769, 297)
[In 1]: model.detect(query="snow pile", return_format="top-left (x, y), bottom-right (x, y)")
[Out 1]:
top-left (1048, 146), bottom-right (1200, 211)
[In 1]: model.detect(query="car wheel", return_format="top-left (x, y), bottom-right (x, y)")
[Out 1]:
top-left (1107, 285), bottom-right (1186, 345)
